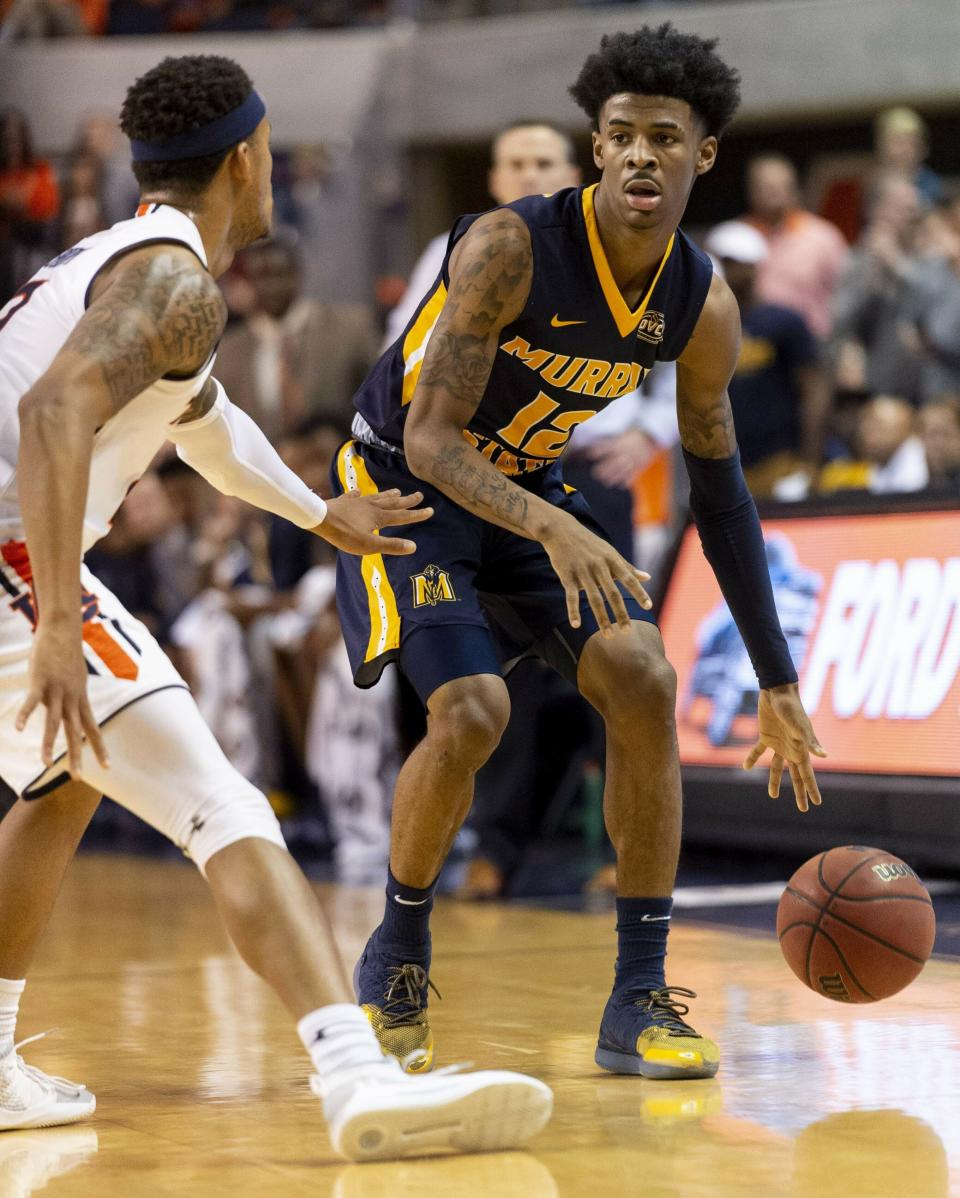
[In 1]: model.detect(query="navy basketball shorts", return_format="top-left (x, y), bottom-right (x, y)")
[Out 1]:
top-left (331, 439), bottom-right (656, 704)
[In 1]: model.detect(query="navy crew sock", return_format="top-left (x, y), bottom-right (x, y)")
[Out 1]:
top-left (378, 866), bottom-right (437, 960)
top-left (613, 896), bottom-right (674, 993)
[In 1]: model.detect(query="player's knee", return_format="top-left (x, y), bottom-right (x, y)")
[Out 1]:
top-left (427, 676), bottom-right (510, 767)
top-left (179, 782), bottom-right (287, 875)
top-left (585, 640), bottom-right (677, 730)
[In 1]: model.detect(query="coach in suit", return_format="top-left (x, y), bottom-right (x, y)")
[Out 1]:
top-left (216, 235), bottom-right (380, 445)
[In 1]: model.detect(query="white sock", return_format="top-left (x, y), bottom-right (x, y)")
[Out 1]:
top-left (297, 1004), bottom-right (389, 1081)
top-left (0, 978), bottom-right (25, 1056)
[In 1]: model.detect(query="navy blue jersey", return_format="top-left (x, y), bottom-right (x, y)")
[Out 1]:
top-left (353, 184), bottom-right (714, 476)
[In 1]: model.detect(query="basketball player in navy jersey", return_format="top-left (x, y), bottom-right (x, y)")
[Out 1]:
top-left (337, 24), bottom-right (826, 1078)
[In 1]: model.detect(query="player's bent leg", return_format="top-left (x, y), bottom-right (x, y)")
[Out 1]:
top-left (0, 780), bottom-right (100, 1130)
top-left (357, 671), bottom-right (510, 1074)
top-left (577, 623), bottom-right (681, 895)
top-left (578, 623), bottom-right (719, 1080)
top-left (71, 685), bottom-right (551, 1158)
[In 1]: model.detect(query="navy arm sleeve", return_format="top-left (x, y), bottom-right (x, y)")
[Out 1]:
top-left (682, 447), bottom-right (798, 689)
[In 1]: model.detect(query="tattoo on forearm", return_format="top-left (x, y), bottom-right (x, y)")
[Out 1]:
top-left (678, 393), bottom-right (738, 458)
top-left (63, 252), bottom-right (226, 414)
top-left (432, 442), bottom-right (529, 531)
top-left (414, 214), bottom-right (534, 532)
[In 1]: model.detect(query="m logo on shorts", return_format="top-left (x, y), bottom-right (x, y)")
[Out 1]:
top-left (411, 564), bottom-right (456, 608)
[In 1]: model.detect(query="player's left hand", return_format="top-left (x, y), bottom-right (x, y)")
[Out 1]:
top-left (316, 488), bottom-right (433, 556)
top-left (742, 683), bottom-right (826, 813)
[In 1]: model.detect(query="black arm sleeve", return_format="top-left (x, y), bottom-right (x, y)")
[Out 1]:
top-left (682, 447), bottom-right (798, 689)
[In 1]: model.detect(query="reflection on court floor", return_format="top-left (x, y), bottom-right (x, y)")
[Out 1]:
top-left (8, 855), bottom-right (959, 1197)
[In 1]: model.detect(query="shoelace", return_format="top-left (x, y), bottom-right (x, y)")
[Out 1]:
top-left (380, 964), bottom-right (441, 1030)
top-left (3, 1031), bottom-right (83, 1095)
top-left (630, 986), bottom-right (701, 1038)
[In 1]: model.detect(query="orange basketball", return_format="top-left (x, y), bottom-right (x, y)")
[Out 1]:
top-left (776, 846), bottom-right (936, 1002)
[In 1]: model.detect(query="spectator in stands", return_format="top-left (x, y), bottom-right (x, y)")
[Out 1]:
top-left (917, 187), bottom-right (960, 262)
top-left (214, 235), bottom-right (380, 443)
top-left (151, 454), bottom-right (218, 629)
top-left (74, 114), bottom-right (138, 225)
top-left (743, 153), bottom-right (849, 340)
top-left (0, 109), bottom-right (59, 300)
top-left (818, 394), bottom-right (928, 495)
top-left (832, 174), bottom-right (925, 403)
top-left (820, 106), bottom-right (942, 244)
top-left (704, 220), bottom-right (829, 496)
top-left (57, 152), bottom-right (107, 249)
top-left (383, 120), bottom-right (581, 346)
top-left (919, 397), bottom-right (960, 492)
top-left (0, 0), bottom-right (87, 36)
top-left (900, 214), bottom-right (960, 402)
top-left (84, 474), bottom-right (173, 637)
top-left (875, 107), bottom-right (943, 209)
top-left (269, 415), bottom-right (343, 591)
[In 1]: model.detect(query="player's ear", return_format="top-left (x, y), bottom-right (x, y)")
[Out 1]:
top-left (695, 136), bottom-right (718, 177)
top-left (229, 140), bottom-right (254, 187)
top-left (591, 130), bottom-right (604, 172)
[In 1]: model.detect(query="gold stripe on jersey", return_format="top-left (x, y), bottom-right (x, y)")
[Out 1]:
top-left (336, 441), bottom-right (401, 662)
top-left (582, 184), bottom-right (675, 339)
top-left (401, 282), bottom-right (448, 407)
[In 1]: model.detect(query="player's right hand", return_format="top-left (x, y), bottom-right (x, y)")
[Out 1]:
top-left (317, 488), bottom-right (433, 556)
top-left (542, 516), bottom-right (652, 636)
top-left (16, 624), bottom-right (109, 775)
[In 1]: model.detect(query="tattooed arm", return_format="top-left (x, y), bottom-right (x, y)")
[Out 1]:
top-left (15, 244), bottom-right (224, 771)
top-left (404, 210), bottom-right (651, 633)
top-left (403, 211), bottom-right (551, 538)
top-left (675, 272), bottom-right (740, 458)
top-left (677, 274), bottom-right (826, 812)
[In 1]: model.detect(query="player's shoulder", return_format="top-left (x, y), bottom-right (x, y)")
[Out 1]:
top-left (673, 225), bottom-right (715, 276)
top-left (677, 270), bottom-right (741, 374)
top-left (504, 186), bottom-right (582, 230)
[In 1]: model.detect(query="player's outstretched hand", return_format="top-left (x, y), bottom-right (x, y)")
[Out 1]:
top-left (16, 624), bottom-right (110, 775)
top-left (742, 683), bottom-right (826, 813)
top-left (316, 488), bottom-right (433, 556)
top-left (542, 515), bottom-right (652, 637)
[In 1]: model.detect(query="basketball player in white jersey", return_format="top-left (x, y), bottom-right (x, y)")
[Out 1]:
top-left (0, 55), bottom-right (551, 1159)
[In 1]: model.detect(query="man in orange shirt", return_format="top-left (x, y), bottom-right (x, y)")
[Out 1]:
top-left (743, 154), bottom-right (848, 341)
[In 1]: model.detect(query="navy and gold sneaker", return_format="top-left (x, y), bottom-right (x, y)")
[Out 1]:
top-left (353, 928), bottom-right (438, 1073)
top-left (595, 986), bottom-right (720, 1079)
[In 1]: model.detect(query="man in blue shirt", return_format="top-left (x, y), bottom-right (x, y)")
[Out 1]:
top-left (705, 221), bottom-right (829, 496)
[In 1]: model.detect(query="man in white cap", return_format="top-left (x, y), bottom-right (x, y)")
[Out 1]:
top-left (705, 220), bottom-right (830, 495)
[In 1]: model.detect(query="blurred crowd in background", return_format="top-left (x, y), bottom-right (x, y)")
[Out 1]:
top-left (1, 93), bottom-right (959, 892)
top-left (1, 0), bottom-right (717, 38)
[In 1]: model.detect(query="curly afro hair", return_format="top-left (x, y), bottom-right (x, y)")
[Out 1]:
top-left (120, 55), bottom-right (254, 197)
top-left (570, 24), bottom-right (741, 138)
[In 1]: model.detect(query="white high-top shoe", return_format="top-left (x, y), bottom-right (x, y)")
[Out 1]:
top-left (0, 1039), bottom-right (96, 1131)
top-left (315, 1058), bottom-right (553, 1162)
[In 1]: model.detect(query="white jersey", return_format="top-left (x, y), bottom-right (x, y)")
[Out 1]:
top-left (0, 203), bottom-right (215, 552)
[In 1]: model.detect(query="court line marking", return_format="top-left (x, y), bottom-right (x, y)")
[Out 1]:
top-left (478, 1040), bottom-right (540, 1055)
top-left (672, 880), bottom-right (960, 908)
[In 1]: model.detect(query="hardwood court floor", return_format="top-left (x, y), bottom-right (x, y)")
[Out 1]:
top-left (4, 854), bottom-right (959, 1198)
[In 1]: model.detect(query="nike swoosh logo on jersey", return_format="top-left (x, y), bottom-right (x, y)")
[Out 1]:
top-left (550, 314), bottom-right (588, 328)
top-left (393, 895), bottom-right (430, 906)
top-left (640, 914), bottom-right (671, 921)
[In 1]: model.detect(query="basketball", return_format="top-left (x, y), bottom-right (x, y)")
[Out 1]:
top-left (777, 846), bottom-right (936, 1003)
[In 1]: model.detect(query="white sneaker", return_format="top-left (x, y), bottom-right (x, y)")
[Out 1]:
top-left (0, 1038), bottom-right (96, 1131)
top-left (315, 1059), bottom-right (553, 1163)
